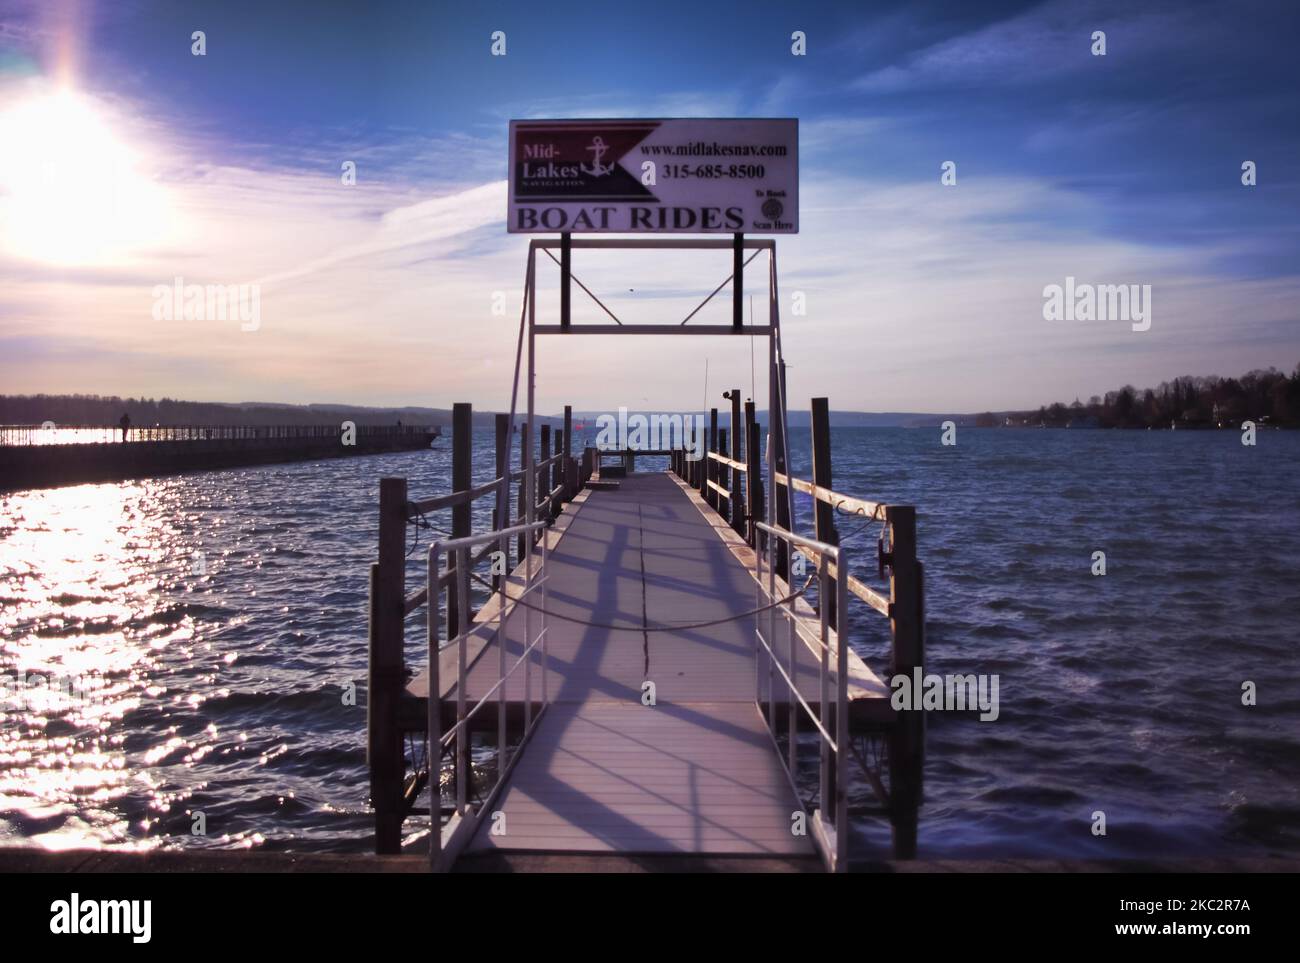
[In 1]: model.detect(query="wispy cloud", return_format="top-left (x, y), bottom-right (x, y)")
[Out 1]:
top-left (850, 0), bottom-right (1224, 94)
top-left (1, 0), bottom-right (1296, 414)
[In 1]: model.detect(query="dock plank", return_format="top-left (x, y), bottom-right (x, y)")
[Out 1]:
top-left (456, 474), bottom-right (835, 858)
top-left (467, 702), bottom-right (812, 856)
top-left (404, 472), bottom-right (895, 862)
top-left (406, 472), bottom-right (892, 721)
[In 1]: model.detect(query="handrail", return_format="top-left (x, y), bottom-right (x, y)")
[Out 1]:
top-left (755, 521), bottom-right (840, 560)
top-left (509, 451), bottom-right (562, 480)
top-left (708, 450), bottom-right (746, 472)
top-left (402, 540), bottom-right (501, 616)
top-left (794, 544), bottom-right (891, 617)
top-left (754, 520), bottom-right (849, 872)
top-left (428, 520), bottom-right (545, 555)
top-left (702, 456), bottom-right (891, 521)
top-left (536, 482), bottom-right (564, 513)
top-left (774, 471), bottom-right (885, 521)
top-left (409, 477), bottom-right (503, 514)
top-left (675, 439), bottom-right (927, 863)
top-left (426, 519), bottom-right (550, 872)
top-left (434, 574), bottom-right (549, 750)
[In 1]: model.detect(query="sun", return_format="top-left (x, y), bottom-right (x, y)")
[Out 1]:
top-left (0, 88), bottom-right (175, 265)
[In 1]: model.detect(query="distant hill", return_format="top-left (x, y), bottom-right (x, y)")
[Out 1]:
top-left (573, 409), bottom-right (947, 429)
top-left (0, 395), bottom-right (562, 429)
top-left (18, 368), bottom-right (1291, 435)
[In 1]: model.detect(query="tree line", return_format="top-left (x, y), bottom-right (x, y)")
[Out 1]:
top-left (981, 363), bottom-right (1300, 429)
top-left (0, 394), bottom-right (443, 428)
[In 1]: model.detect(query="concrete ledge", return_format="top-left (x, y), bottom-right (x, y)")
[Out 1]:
top-left (0, 847), bottom-right (428, 873)
top-left (0, 433), bottom-right (437, 492)
top-left (2, 847), bottom-right (1294, 874)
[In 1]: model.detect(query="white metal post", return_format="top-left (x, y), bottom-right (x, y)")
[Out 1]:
top-left (455, 547), bottom-right (468, 817)
top-left (427, 543), bottom-right (443, 871)
top-left (835, 546), bottom-right (850, 871)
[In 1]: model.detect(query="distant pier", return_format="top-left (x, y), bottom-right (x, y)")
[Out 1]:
top-left (0, 423), bottom-right (439, 491)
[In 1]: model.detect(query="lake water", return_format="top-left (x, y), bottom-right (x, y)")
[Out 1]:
top-left (1, 427), bottom-right (1297, 859)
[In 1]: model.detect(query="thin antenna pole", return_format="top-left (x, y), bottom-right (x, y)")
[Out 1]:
top-left (502, 248), bottom-right (535, 531)
top-left (749, 294), bottom-right (756, 402)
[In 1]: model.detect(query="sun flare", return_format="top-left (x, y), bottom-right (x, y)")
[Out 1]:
top-left (0, 88), bottom-right (175, 265)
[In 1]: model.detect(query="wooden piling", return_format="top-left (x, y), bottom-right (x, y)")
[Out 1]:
top-left (695, 416), bottom-right (707, 499)
top-left (727, 390), bottom-right (744, 534)
top-left (811, 398), bottom-right (838, 627)
top-left (448, 403), bottom-right (472, 636)
top-left (707, 407), bottom-right (719, 511)
top-left (449, 404), bottom-right (474, 798)
top-left (369, 476), bottom-right (407, 854)
top-left (539, 425), bottom-right (551, 531)
top-left (553, 429), bottom-right (563, 519)
top-left (886, 505), bottom-right (923, 859)
top-left (810, 398), bottom-right (837, 543)
top-left (717, 427), bottom-right (728, 517)
top-left (563, 406), bottom-right (573, 498)
top-left (772, 385), bottom-right (791, 579)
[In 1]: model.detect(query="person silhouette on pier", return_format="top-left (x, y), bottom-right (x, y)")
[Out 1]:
top-left (119, 412), bottom-right (130, 442)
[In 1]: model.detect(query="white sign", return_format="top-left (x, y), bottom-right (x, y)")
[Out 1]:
top-left (508, 118), bottom-right (798, 234)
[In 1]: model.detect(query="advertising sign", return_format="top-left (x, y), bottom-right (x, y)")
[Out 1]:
top-left (508, 118), bottom-right (798, 234)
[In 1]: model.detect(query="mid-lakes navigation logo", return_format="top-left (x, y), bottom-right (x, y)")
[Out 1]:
top-left (508, 118), bottom-right (799, 234)
top-left (515, 121), bottom-right (658, 201)
top-left (582, 136), bottom-right (616, 177)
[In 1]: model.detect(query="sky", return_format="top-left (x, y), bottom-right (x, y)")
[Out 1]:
top-left (0, 0), bottom-right (1297, 415)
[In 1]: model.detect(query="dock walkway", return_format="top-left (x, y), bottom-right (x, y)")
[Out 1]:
top-left (462, 472), bottom-right (813, 857)
top-left (372, 402), bottom-right (924, 872)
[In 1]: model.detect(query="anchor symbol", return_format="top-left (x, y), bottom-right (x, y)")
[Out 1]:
top-left (581, 136), bottom-right (616, 177)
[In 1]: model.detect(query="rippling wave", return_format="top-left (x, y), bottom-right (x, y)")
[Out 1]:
top-left (1, 429), bottom-right (1297, 857)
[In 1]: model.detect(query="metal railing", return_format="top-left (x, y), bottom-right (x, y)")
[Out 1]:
top-left (425, 520), bottom-right (550, 871)
top-left (754, 521), bottom-right (850, 872)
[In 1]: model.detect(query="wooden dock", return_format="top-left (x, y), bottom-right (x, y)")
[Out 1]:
top-left (368, 399), bottom-right (925, 873)
top-left (449, 472), bottom-right (858, 859)
top-left (363, 239), bottom-right (925, 872)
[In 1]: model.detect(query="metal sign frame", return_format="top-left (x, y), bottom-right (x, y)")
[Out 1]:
top-left (500, 236), bottom-right (796, 573)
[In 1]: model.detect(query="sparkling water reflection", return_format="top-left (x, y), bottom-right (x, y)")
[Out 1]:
top-left (1, 429), bottom-right (1297, 857)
